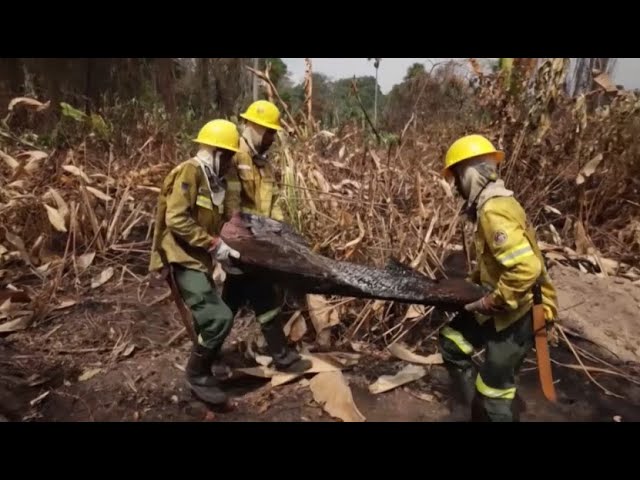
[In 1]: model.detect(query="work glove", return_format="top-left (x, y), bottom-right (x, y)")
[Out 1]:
top-left (209, 238), bottom-right (242, 275)
top-left (464, 284), bottom-right (504, 316)
top-left (464, 293), bottom-right (503, 316)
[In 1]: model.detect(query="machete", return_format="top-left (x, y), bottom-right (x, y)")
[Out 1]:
top-left (533, 282), bottom-right (557, 402)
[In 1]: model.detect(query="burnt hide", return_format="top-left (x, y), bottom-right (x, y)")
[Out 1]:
top-left (220, 213), bottom-right (485, 311)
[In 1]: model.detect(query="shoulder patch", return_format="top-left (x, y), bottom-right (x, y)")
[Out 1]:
top-left (181, 182), bottom-right (190, 192)
top-left (493, 230), bottom-right (508, 246)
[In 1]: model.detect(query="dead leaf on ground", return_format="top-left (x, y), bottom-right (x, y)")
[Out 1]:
top-left (271, 372), bottom-right (302, 387)
top-left (369, 364), bottom-right (427, 394)
top-left (91, 267), bottom-right (114, 289)
top-left (255, 355), bottom-right (272, 367)
top-left (350, 341), bottom-right (368, 353)
top-left (307, 294), bottom-right (340, 336)
top-left (576, 154), bottom-right (604, 186)
top-left (238, 353), bottom-right (342, 387)
top-left (405, 388), bottom-right (435, 402)
top-left (309, 371), bottom-right (366, 422)
top-left (122, 343), bottom-right (136, 358)
top-left (0, 150), bottom-right (20, 170)
top-left (284, 311), bottom-right (307, 342)
top-left (544, 205), bottom-right (562, 216)
top-left (5, 232), bottom-right (30, 264)
top-left (0, 314), bottom-right (33, 333)
top-left (76, 252), bottom-right (96, 272)
top-left (20, 150), bottom-right (49, 174)
top-left (86, 186), bottom-right (113, 202)
top-left (53, 299), bottom-right (77, 311)
top-left (388, 343), bottom-right (443, 366)
top-left (403, 304), bottom-right (426, 321)
top-left (0, 299), bottom-right (11, 314)
top-left (43, 204), bottom-right (67, 232)
top-left (43, 188), bottom-right (70, 220)
top-left (62, 165), bottom-right (93, 184)
top-left (314, 352), bottom-right (361, 368)
top-left (78, 368), bottom-right (102, 382)
top-left (8, 97), bottom-right (50, 112)
top-left (574, 221), bottom-right (590, 255)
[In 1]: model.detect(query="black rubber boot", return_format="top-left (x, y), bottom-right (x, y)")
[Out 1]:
top-left (449, 365), bottom-right (476, 406)
top-left (261, 321), bottom-right (312, 373)
top-left (438, 366), bottom-right (476, 422)
top-left (471, 392), bottom-right (520, 422)
top-left (186, 344), bottom-right (228, 405)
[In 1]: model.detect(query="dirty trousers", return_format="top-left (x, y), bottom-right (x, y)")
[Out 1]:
top-left (438, 310), bottom-right (534, 422)
top-left (222, 273), bottom-right (284, 326)
top-left (173, 266), bottom-right (234, 352)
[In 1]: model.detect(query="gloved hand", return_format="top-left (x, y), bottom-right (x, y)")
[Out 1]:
top-left (209, 237), bottom-right (242, 275)
top-left (209, 237), bottom-right (240, 262)
top-left (464, 293), bottom-right (503, 316)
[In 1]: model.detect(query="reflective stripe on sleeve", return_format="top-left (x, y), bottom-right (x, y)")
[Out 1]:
top-left (495, 241), bottom-right (535, 267)
top-left (441, 326), bottom-right (474, 355)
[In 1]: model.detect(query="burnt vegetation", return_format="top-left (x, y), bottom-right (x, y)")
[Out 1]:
top-left (1, 58), bottom-right (640, 421)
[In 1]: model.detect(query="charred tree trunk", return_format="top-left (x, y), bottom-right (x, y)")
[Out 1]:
top-left (155, 58), bottom-right (177, 126)
top-left (197, 58), bottom-right (212, 118)
top-left (220, 213), bottom-right (486, 310)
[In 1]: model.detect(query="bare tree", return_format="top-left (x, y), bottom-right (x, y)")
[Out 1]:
top-left (367, 58), bottom-right (381, 126)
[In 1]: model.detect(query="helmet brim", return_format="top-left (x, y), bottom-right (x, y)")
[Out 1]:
top-left (240, 113), bottom-right (283, 131)
top-left (442, 150), bottom-right (505, 178)
top-left (192, 138), bottom-right (240, 153)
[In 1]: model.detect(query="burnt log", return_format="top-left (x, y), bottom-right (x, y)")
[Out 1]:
top-left (220, 213), bottom-right (485, 311)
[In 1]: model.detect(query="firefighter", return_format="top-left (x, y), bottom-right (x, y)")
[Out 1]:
top-left (223, 100), bottom-right (312, 373)
top-left (439, 134), bottom-right (558, 422)
top-left (149, 119), bottom-right (242, 405)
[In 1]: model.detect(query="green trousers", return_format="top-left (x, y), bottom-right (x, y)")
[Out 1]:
top-left (438, 310), bottom-right (534, 422)
top-left (173, 266), bottom-right (234, 351)
top-left (222, 273), bottom-right (284, 326)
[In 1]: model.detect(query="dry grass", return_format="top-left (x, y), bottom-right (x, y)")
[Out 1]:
top-left (1, 59), bottom-right (639, 357)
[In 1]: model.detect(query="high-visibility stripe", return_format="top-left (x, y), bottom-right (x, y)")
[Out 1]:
top-left (476, 373), bottom-right (516, 399)
top-left (257, 307), bottom-right (280, 325)
top-left (237, 164), bottom-right (252, 170)
top-left (441, 326), bottom-right (474, 355)
top-left (495, 241), bottom-right (535, 267)
top-left (196, 195), bottom-right (213, 210)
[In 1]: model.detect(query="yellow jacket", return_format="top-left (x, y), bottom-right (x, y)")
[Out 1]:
top-left (470, 184), bottom-right (558, 331)
top-left (149, 158), bottom-right (240, 273)
top-left (232, 138), bottom-right (284, 221)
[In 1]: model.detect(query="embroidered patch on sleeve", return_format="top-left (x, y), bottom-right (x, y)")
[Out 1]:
top-left (493, 230), bottom-right (508, 246)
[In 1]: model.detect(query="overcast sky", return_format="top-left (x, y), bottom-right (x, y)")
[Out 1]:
top-left (282, 58), bottom-right (640, 93)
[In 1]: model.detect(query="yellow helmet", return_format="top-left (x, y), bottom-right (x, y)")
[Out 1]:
top-left (193, 119), bottom-right (240, 152)
top-left (443, 134), bottom-right (504, 179)
top-left (240, 100), bottom-right (282, 131)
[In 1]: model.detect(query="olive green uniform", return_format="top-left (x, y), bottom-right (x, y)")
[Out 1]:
top-left (149, 157), bottom-right (240, 351)
top-left (439, 182), bottom-right (558, 422)
top-left (223, 138), bottom-right (310, 371)
top-left (222, 139), bottom-right (285, 325)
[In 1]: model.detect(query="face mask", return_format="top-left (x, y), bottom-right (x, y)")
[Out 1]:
top-left (196, 149), bottom-right (227, 206)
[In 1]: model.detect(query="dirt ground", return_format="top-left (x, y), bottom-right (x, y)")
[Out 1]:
top-left (2, 266), bottom-right (640, 423)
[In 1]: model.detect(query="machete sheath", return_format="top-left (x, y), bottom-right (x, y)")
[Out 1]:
top-left (533, 281), bottom-right (557, 402)
top-left (159, 250), bottom-right (197, 344)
